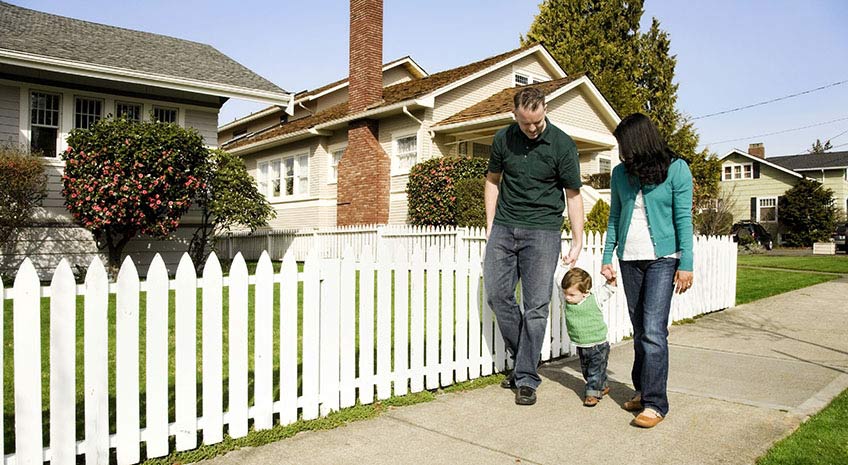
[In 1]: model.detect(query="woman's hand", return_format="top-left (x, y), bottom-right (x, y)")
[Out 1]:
top-left (674, 270), bottom-right (693, 294)
top-left (601, 264), bottom-right (616, 282)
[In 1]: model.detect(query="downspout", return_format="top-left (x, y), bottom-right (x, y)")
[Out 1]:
top-left (402, 105), bottom-right (436, 160)
top-left (298, 101), bottom-right (314, 116)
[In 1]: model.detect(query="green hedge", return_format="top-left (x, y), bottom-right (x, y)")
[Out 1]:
top-left (585, 199), bottom-right (610, 234)
top-left (455, 178), bottom-right (486, 228)
top-left (407, 157), bottom-right (487, 226)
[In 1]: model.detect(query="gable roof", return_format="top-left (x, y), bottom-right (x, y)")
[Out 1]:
top-left (768, 151), bottom-right (848, 171)
top-left (720, 149), bottom-right (803, 178)
top-left (294, 56), bottom-right (428, 101)
top-left (223, 43), bottom-right (563, 152)
top-left (0, 2), bottom-right (289, 105)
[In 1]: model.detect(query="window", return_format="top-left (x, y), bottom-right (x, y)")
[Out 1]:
top-left (74, 97), bottom-right (103, 129)
top-left (458, 141), bottom-right (468, 157)
top-left (153, 106), bottom-right (178, 123)
top-left (30, 91), bottom-right (61, 157)
top-left (514, 73), bottom-right (530, 86)
top-left (758, 197), bottom-right (777, 222)
top-left (599, 157), bottom-right (611, 174)
top-left (394, 134), bottom-right (418, 173)
top-left (116, 101), bottom-right (142, 122)
top-left (472, 142), bottom-right (491, 159)
top-left (257, 153), bottom-right (310, 199)
top-left (722, 162), bottom-right (753, 180)
top-left (329, 146), bottom-right (345, 183)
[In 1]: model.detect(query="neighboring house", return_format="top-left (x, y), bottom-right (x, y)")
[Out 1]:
top-left (0, 1), bottom-right (291, 276)
top-left (218, 39), bottom-right (620, 228)
top-left (719, 143), bottom-right (848, 241)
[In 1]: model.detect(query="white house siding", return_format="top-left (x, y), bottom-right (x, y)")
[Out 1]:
top-left (319, 131), bottom-right (349, 200)
top-left (265, 201), bottom-right (336, 229)
top-left (389, 195), bottom-right (408, 224)
top-left (184, 109), bottom-right (219, 147)
top-left (0, 83), bottom-right (19, 144)
top-left (546, 87), bottom-right (614, 134)
top-left (512, 55), bottom-right (556, 82)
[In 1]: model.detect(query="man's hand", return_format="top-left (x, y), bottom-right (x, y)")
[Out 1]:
top-left (674, 270), bottom-right (693, 294)
top-left (562, 243), bottom-right (581, 266)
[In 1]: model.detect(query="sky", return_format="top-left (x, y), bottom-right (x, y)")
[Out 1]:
top-left (11, 0), bottom-right (848, 158)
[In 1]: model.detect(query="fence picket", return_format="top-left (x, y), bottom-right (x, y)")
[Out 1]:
top-left (254, 252), bottom-right (274, 430)
top-left (228, 253), bottom-right (249, 438)
top-left (339, 247), bottom-right (357, 408)
top-left (376, 247), bottom-right (393, 399)
top-left (410, 247), bottom-right (426, 393)
top-left (49, 259), bottom-right (76, 465)
top-left (84, 258), bottom-right (109, 465)
top-left (202, 253), bottom-right (224, 443)
top-left (145, 255), bottom-right (169, 457)
top-left (394, 246), bottom-right (410, 395)
top-left (454, 241), bottom-right (469, 383)
top-left (425, 245), bottom-right (440, 389)
top-left (302, 248), bottom-right (321, 419)
top-left (481, 274), bottom-right (494, 377)
top-left (14, 259), bottom-right (42, 465)
top-left (0, 274), bottom-right (3, 461)
top-left (175, 253), bottom-right (197, 450)
top-left (468, 246), bottom-right (482, 380)
top-left (320, 256), bottom-right (341, 415)
top-left (440, 246), bottom-right (455, 387)
top-left (116, 257), bottom-right (140, 465)
top-left (357, 247), bottom-right (375, 404)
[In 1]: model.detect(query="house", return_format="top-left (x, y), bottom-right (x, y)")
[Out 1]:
top-left (719, 143), bottom-right (848, 241)
top-left (218, 0), bottom-right (620, 228)
top-left (0, 1), bottom-right (291, 276)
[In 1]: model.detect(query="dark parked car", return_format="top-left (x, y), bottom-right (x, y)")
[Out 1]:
top-left (732, 221), bottom-right (773, 250)
top-left (834, 223), bottom-right (848, 252)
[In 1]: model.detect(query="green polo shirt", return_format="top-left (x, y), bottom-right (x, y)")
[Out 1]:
top-left (488, 119), bottom-right (582, 230)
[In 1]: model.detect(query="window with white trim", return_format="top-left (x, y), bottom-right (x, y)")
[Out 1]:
top-left (74, 96), bottom-right (103, 129)
top-left (599, 157), bottom-right (611, 174)
top-left (393, 133), bottom-right (418, 173)
top-left (257, 153), bottom-right (310, 199)
top-left (514, 72), bottom-right (530, 86)
top-left (514, 71), bottom-right (548, 86)
top-left (757, 197), bottom-right (778, 222)
top-left (329, 146), bottom-right (345, 183)
top-left (722, 162), bottom-right (753, 180)
top-left (153, 106), bottom-right (178, 123)
top-left (116, 101), bottom-right (142, 122)
top-left (30, 91), bottom-right (61, 157)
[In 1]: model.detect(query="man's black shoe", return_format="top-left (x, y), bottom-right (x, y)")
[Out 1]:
top-left (500, 373), bottom-right (516, 389)
top-left (515, 386), bottom-right (536, 405)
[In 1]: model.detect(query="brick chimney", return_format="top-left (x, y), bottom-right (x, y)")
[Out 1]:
top-left (748, 142), bottom-right (765, 158)
top-left (337, 0), bottom-right (391, 226)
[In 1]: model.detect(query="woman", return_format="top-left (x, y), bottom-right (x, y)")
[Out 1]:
top-left (600, 113), bottom-right (694, 428)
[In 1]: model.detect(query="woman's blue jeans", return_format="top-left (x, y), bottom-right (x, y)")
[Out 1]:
top-left (619, 257), bottom-right (679, 416)
top-left (483, 224), bottom-right (561, 390)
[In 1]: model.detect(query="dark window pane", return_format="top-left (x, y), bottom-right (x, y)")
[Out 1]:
top-left (31, 126), bottom-right (57, 157)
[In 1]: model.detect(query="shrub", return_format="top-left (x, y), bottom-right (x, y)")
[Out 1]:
top-left (779, 179), bottom-right (837, 247)
top-left (583, 172), bottom-right (611, 189)
top-left (454, 178), bottom-right (486, 228)
top-left (0, 145), bottom-right (47, 246)
top-left (407, 157), bottom-right (487, 226)
top-left (62, 117), bottom-right (209, 274)
top-left (585, 200), bottom-right (610, 234)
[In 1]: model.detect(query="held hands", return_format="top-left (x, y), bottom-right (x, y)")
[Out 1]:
top-left (674, 270), bottom-right (693, 294)
top-left (600, 264), bottom-right (617, 287)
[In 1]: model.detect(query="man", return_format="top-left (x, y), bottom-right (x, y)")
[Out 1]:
top-left (484, 86), bottom-right (584, 405)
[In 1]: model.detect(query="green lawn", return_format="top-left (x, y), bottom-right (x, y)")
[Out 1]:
top-left (737, 255), bottom-right (848, 274)
top-left (735, 268), bottom-right (838, 305)
top-left (757, 387), bottom-right (848, 465)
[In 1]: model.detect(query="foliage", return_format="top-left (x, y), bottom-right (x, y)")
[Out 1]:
top-left (583, 172), bottom-right (610, 189)
top-left (188, 149), bottom-right (274, 269)
top-left (524, 0), bottom-right (720, 205)
top-left (681, 149), bottom-right (722, 208)
top-left (62, 117), bottom-right (208, 273)
top-left (694, 185), bottom-right (736, 236)
top-left (0, 145), bottom-right (46, 246)
top-left (778, 179), bottom-right (837, 247)
top-left (808, 139), bottom-right (833, 154)
top-left (561, 216), bottom-right (572, 234)
top-left (454, 177), bottom-right (486, 228)
top-left (585, 199), bottom-right (610, 233)
top-left (407, 157), bottom-right (487, 226)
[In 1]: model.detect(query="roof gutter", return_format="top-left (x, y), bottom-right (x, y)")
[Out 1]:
top-left (402, 105), bottom-right (434, 138)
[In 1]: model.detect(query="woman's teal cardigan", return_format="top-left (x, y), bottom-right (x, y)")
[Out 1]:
top-left (601, 158), bottom-right (694, 271)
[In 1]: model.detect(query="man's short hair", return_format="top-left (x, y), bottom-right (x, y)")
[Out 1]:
top-left (513, 86), bottom-right (546, 111)
top-left (562, 267), bottom-right (592, 293)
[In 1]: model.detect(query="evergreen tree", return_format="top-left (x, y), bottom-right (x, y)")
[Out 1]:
top-left (779, 179), bottom-right (837, 246)
top-left (808, 139), bottom-right (833, 154)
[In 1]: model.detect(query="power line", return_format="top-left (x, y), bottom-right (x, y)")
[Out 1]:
top-left (826, 127), bottom-right (848, 142)
top-left (701, 115), bottom-right (848, 147)
top-left (692, 79), bottom-right (848, 120)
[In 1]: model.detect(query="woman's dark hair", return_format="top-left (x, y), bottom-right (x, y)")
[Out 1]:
top-left (614, 113), bottom-right (673, 185)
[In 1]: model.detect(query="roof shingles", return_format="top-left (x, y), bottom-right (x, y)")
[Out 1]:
top-left (768, 151), bottom-right (848, 171)
top-left (0, 2), bottom-right (285, 94)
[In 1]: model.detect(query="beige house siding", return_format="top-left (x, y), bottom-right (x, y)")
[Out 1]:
top-left (0, 83), bottom-right (19, 143)
top-left (720, 154), bottom-right (800, 228)
top-left (184, 108), bottom-right (219, 147)
top-left (389, 195), bottom-right (408, 224)
top-left (433, 61), bottom-right (514, 122)
top-left (512, 55), bottom-right (555, 82)
top-left (265, 201), bottom-right (337, 229)
top-left (383, 66), bottom-right (416, 87)
top-left (546, 87), bottom-right (614, 134)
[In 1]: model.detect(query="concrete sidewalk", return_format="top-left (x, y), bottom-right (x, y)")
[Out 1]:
top-left (196, 276), bottom-right (848, 465)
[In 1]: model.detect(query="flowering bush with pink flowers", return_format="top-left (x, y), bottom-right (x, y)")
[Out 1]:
top-left (62, 117), bottom-right (208, 272)
top-left (406, 156), bottom-right (487, 226)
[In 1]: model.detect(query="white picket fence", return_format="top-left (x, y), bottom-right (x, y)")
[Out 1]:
top-left (1, 235), bottom-right (736, 465)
